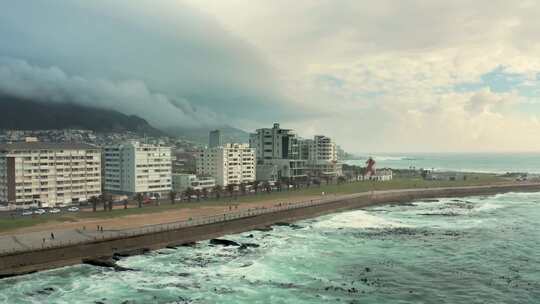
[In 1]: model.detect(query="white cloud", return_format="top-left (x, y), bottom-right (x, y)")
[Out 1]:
top-left (188, 0), bottom-right (540, 152)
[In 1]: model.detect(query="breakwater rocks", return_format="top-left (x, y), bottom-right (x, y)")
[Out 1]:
top-left (82, 257), bottom-right (134, 272)
top-left (2, 183), bottom-right (540, 277)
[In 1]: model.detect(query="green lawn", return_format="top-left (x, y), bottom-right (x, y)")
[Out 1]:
top-left (0, 174), bottom-right (507, 233)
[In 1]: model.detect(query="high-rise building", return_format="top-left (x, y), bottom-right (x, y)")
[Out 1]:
top-left (209, 130), bottom-right (222, 148)
top-left (249, 123), bottom-right (306, 181)
top-left (196, 143), bottom-right (255, 186)
top-left (301, 135), bottom-right (342, 178)
top-left (0, 140), bottom-right (101, 208)
top-left (102, 141), bottom-right (172, 196)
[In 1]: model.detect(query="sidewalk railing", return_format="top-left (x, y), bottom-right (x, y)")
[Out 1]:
top-left (0, 192), bottom-right (369, 256)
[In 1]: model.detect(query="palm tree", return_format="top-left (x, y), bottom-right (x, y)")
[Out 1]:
top-left (89, 196), bottom-right (98, 212)
top-left (201, 188), bottom-right (208, 200)
top-left (169, 191), bottom-right (177, 205)
top-left (226, 184), bottom-right (235, 198)
top-left (213, 185), bottom-right (222, 200)
top-left (99, 194), bottom-right (107, 211)
top-left (239, 183), bottom-right (247, 196)
top-left (261, 181), bottom-right (271, 194)
top-left (136, 193), bottom-right (144, 208)
top-left (275, 181), bottom-right (282, 192)
top-left (252, 181), bottom-right (260, 195)
top-left (184, 187), bottom-right (194, 202)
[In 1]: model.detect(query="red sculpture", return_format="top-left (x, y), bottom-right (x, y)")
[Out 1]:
top-left (365, 157), bottom-right (376, 176)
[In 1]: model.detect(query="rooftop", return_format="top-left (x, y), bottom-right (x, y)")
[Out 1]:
top-left (0, 142), bottom-right (99, 151)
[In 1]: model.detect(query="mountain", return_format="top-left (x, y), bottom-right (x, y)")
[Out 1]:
top-left (166, 125), bottom-right (250, 145)
top-left (0, 95), bottom-right (163, 136)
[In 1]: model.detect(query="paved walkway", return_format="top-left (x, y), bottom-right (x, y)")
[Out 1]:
top-left (1, 183), bottom-right (538, 255)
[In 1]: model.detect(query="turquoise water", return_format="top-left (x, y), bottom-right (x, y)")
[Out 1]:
top-left (347, 153), bottom-right (540, 173)
top-left (1, 191), bottom-right (539, 303)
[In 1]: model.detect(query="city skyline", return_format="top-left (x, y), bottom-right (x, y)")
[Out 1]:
top-left (1, 1), bottom-right (540, 153)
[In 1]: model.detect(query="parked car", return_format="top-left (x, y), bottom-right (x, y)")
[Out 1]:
top-left (49, 208), bottom-right (61, 214)
top-left (67, 207), bottom-right (79, 212)
top-left (33, 209), bottom-right (46, 215)
top-left (21, 210), bottom-right (33, 216)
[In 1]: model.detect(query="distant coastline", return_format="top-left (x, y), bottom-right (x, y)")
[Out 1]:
top-left (345, 152), bottom-right (540, 174)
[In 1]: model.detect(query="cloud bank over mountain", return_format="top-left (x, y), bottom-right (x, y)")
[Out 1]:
top-left (0, 0), bottom-right (305, 130)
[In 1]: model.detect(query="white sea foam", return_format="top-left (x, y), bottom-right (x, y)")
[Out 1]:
top-left (314, 210), bottom-right (409, 229)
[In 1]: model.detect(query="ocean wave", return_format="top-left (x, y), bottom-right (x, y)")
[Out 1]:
top-left (314, 210), bottom-right (409, 229)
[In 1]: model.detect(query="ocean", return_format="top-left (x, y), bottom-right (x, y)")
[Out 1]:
top-left (346, 153), bottom-right (540, 174)
top-left (1, 191), bottom-right (539, 303)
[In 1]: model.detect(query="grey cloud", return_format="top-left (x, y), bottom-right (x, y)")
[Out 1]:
top-left (0, 57), bottom-right (214, 128)
top-left (0, 0), bottom-right (303, 129)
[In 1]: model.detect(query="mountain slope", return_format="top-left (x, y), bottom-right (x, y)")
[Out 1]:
top-left (166, 125), bottom-right (250, 145)
top-left (0, 96), bottom-right (163, 136)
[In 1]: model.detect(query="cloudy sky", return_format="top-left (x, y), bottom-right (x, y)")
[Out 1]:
top-left (1, 1), bottom-right (540, 153)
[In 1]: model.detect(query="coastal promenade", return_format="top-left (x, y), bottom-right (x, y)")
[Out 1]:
top-left (1, 182), bottom-right (540, 277)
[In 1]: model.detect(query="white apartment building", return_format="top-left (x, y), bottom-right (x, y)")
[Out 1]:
top-left (301, 135), bottom-right (343, 178)
top-left (103, 142), bottom-right (172, 196)
top-left (0, 140), bottom-right (101, 208)
top-left (249, 123), bottom-right (306, 181)
top-left (172, 173), bottom-right (215, 192)
top-left (196, 143), bottom-right (255, 186)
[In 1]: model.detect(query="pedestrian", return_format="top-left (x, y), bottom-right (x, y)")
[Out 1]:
top-left (97, 225), bottom-right (99, 231)
top-left (83, 225), bottom-right (86, 231)
top-left (100, 226), bottom-right (103, 232)
top-left (42, 238), bottom-right (45, 243)
top-left (50, 232), bottom-right (55, 240)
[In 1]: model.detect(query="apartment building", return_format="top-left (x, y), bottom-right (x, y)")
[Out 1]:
top-left (103, 141), bottom-right (172, 196)
top-left (172, 173), bottom-right (216, 192)
top-left (209, 130), bottom-right (222, 148)
top-left (196, 143), bottom-right (255, 186)
top-left (249, 123), bottom-right (306, 181)
top-left (301, 135), bottom-right (343, 178)
top-left (0, 140), bottom-right (101, 208)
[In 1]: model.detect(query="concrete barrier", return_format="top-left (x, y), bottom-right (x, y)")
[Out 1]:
top-left (1, 183), bottom-right (540, 278)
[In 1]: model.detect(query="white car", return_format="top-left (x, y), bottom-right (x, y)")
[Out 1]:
top-left (49, 208), bottom-right (61, 214)
top-left (21, 210), bottom-right (33, 216)
top-left (67, 207), bottom-right (79, 212)
top-left (33, 209), bottom-right (46, 215)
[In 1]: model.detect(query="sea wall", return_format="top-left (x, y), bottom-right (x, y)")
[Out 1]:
top-left (1, 183), bottom-right (540, 277)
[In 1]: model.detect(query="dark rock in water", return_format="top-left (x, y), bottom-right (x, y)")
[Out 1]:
top-left (418, 212), bottom-right (459, 217)
top-left (36, 287), bottom-right (55, 295)
top-left (239, 243), bottom-right (260, 250)
top-left (246, 234), bottom-right (254, 238)
top-left (178, 272), bottom-right (190, 277)
top-left (180, 241), bottom-right (197, 247)
top-left (274, 222), bottom-right (303, 229)
top-left (421, 199), bottom-right (439, 203)
top-left (83, 257), bottom-right (116, 268)
top-left (365, 267), bottom-right (371, 272)
top-left (210, 239), bottom-right (240, 246)
top-left (83, 257), bottom-right (135, 272)
top-left (274, 222), bottom-right (292, 226)
top-left (113, 248), bottom-right (150, 260)
top-left (255, 226), bottom-right (273, 232)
